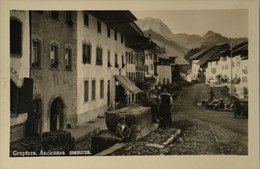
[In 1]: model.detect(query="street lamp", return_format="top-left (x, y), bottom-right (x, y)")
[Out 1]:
top-left (230, 42), bottom-right (233, 104)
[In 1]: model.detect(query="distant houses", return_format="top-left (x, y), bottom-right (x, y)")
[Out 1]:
top-left (190, 41), bottom-right (248, 100)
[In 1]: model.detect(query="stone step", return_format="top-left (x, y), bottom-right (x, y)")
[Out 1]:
top-left (65, 126), bottom-right (100, 143)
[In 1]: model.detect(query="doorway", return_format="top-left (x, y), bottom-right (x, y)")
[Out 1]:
top-left (50, 97), bottom-right (64, 131)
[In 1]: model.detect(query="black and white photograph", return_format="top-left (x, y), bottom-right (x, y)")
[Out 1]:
top-left (1, 0), bottom-right (259, 169)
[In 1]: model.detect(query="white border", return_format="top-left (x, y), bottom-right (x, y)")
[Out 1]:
top-left (0, 0), bottom-right (259, 169)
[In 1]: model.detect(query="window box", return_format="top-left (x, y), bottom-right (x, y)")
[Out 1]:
top-left (51, 59), bottom-right (60, 69)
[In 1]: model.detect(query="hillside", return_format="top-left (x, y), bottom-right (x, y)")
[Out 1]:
top-left (136, 17), bottom-right (248, 50)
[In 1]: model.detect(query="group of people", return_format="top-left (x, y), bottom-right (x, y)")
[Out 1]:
top-left (146, 86), bottom-right (173, 129)
top-left (115, 85), bottom-right (174, 141)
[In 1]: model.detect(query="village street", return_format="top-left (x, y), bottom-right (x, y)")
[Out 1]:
top-left (108, 84), bottom-right (248, 155)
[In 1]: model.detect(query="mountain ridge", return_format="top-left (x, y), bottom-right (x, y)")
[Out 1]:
top-left (136, 17), bottom-right (248, 52)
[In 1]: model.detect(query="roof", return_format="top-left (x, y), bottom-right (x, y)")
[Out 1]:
top-left (115, 75), bottom-right (142, 94)
top-left (87, 11), bottom-right (137, 24)
top-left (190, 46), bottom-right (214, 60)
top-left (197, 43), bottom-right (230, 66)
top-left (216, 41), bottom-right (248, 59)
top-left (126, 36), bottom-right (165, 53)
top-left (87, 11), bottom-right (143, 37)
top-left (233, 44), bottom-right (248, 53)
top-left (174, 57), bottom-right (190, 65)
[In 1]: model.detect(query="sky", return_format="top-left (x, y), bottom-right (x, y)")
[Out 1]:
top-left (132, 10), bottom-right (248, 38)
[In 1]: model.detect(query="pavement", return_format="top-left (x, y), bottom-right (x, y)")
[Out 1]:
top-left (65, 116), bottom-right (107, 142)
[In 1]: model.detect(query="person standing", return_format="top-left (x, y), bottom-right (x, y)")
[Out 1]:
top-left (159, 86), bottom-right (173, 128)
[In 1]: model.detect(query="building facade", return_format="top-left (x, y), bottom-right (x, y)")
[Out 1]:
top-left (76, 11), bottom-right (128, 125)
top-left (10, 10), bottom-right (33, 141)
top-left (30, 11), bottom-right (78, 132)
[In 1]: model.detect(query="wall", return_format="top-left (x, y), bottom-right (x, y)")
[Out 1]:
top-left (126, 46), bottom-right (136, 81)
top-left (77, 11), bottom-right (127, 125)
top-left (191, 60), bottom-right (200, 81)
top-left (157, 65), bottom-right (172, 85)
top-left (10, 10), bottom-right (30, 141)
top-left (10, 11), bottom-right (30, 82)
top-left (144, 51), bottom-right (155, 78)
top-left (31, 11), bottom-right (78, 132)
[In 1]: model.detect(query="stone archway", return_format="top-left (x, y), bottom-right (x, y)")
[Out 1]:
top-left (50, 97), bottom-right (64, 131)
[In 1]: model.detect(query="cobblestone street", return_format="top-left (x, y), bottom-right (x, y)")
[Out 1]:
top-left (75, 84), bottom-right (248, 156)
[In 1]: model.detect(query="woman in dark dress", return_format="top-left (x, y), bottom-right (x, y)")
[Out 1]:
top-left (159, 87), bottom-right (173, 128)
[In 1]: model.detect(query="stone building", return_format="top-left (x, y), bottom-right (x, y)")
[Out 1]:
top-left (76, 11), bottom-right (143, 124)
top-left (30, 11), bottom-right (78, 132)
top-left (29, 11), bottom-right (145, 133)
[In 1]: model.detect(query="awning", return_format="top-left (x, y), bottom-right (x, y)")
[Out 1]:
top-left (115, 75), bottom-right (142, 94)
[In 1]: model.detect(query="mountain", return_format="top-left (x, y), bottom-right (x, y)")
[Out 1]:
top-left (143, 29), bottom-right (188, 56)
top-left (136, 17), bottom-right (248, 52)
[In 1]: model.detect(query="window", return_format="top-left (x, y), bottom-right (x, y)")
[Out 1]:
top-left (115, 54), bottom-right (118, 67)
top-left (32, 40), bottom-right (41, 68)
top-left (211, 68), bottom-right (216, 74)
top-left (145, 65), bottom-right (148, 72)
top-left (97, 21), bottom-right (101, 33)
top-left (84, 80), bottom-right (89, 102)
top-left (10, 19), bottom-right (22, 56)
top-left (242, 67), bottom-right (248, 74)
top-left (114, 31), bottom-right (117, 40)
top-left (125, 52), bottom-right (128, 63)
top-left (100, 80), bottom-right (104, 98)
top-left (65, 11), bottom-right (73, 26)
top-left (121, 34), bottom-right (124, 43)
top-left (122, 55), bottom-right (125, 68)
top-left (107, 27), bottom-right (110, 37)
top-left (84, 13), bottom-right (89, 26)
top-left (151, 63), bottom-right (153, 70)
top-left (225, 64), bottom-right (228, 69)
top-left (65, 47), bottom-right (72, 70)
top-left (50, 11), bottom-right (59, 19)
top-left (82, 43), bottom-right (91, 64)
top-left (50, 43), bottom-right (59, 69)
top-left (96, 47), bottom-right (103, 65)
top-left (92, 80), bottom-right (96, 100)
top-left (107, 51), bottom-right (111, 67)
top-left (242, 77), bottom-right (247, 83)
